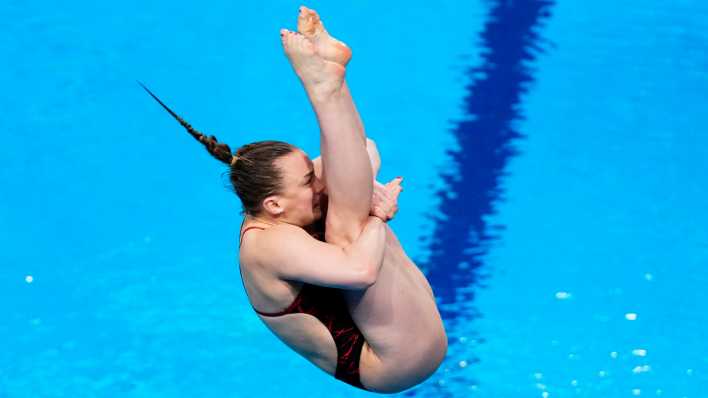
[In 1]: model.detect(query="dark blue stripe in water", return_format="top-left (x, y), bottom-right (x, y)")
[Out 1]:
top-left (421, 0), bottom-right (555, 321)
top-left (406, 3), bottom-right (554, 395)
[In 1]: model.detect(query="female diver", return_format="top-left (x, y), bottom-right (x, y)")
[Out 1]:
top-left (142, 7), bottom-right (447, 393)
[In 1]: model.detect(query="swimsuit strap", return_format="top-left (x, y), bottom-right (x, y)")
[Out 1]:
top-left (239, 225), bottom-right (266, 248)
top-left (252, 285), bottom-right (307, 317)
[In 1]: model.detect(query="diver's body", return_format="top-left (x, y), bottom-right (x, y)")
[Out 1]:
top-left (239, 172), bottom-right (445, 392)
top-left (238, 7), bottom-right (446, 393)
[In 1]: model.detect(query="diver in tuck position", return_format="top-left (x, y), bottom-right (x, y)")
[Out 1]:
top-left (142, 6), bottom-right (447, 393)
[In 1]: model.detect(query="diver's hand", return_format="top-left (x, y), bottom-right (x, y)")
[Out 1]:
top-left (370, 177), bottom-right (403, 221)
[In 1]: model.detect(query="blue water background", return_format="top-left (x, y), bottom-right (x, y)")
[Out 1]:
top-left (1, 0), bottom-right (707, 397)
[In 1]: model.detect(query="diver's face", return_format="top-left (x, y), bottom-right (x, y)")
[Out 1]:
top-left (276, 150), bottom-right (324, 226)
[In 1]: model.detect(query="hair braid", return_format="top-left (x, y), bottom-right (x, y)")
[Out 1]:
top-left (140, 82), bottom-right (297, 216)
top-left (138, 81), bottom-right (235, 165)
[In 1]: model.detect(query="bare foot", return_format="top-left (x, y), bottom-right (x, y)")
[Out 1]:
top-left (280, 29), bottom-right (344, 99)
top-left (297, 6), bottom-right (352, 67)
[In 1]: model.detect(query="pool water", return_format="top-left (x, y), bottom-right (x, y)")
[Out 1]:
top-left (2, 1), bottom-right (707, 397)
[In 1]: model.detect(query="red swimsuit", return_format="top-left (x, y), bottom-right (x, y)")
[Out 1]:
top-left (239, 226), bottom-right (367, 390)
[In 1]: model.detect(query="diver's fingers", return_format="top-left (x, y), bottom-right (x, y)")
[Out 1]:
top-left (375, 181), bottom-right (394, 203)
top-left (385, 176), bottom-right (403, 188)
top-left (372, 206), bottom-right (388, 221)
top-left (386, 177), bottom-right (404, 197)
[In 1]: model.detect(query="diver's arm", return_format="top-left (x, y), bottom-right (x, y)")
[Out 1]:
top-left (258, 217), bottom-right (386, 289)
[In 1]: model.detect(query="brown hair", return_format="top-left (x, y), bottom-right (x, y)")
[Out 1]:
top-left (139, 83), bottom-right (296, 215)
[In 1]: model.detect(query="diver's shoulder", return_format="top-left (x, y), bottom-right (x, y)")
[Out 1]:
top-left (261, 223), bottom-right (312, 243)
top-left (242, 223), bottom-right (307, 252)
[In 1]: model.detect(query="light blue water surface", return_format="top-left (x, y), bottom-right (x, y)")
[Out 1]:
top-left (1, 1), bottom-right (707, 397)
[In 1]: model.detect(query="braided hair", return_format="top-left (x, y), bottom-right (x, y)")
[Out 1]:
top-left (140, 82), bottom-right (296, 216)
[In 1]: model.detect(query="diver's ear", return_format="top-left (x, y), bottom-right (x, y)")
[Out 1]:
top-left (262, 195), bottom-right (285, 217)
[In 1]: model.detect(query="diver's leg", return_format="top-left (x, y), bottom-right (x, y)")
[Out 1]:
top-left (282, 27), bottom-right (372, 248)
top-left (293, 9), bottom-right (448, 392)
top-left (313, 91), bottom-right (373, 247)
top-left (297, 7), bottom-right (367, 146)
